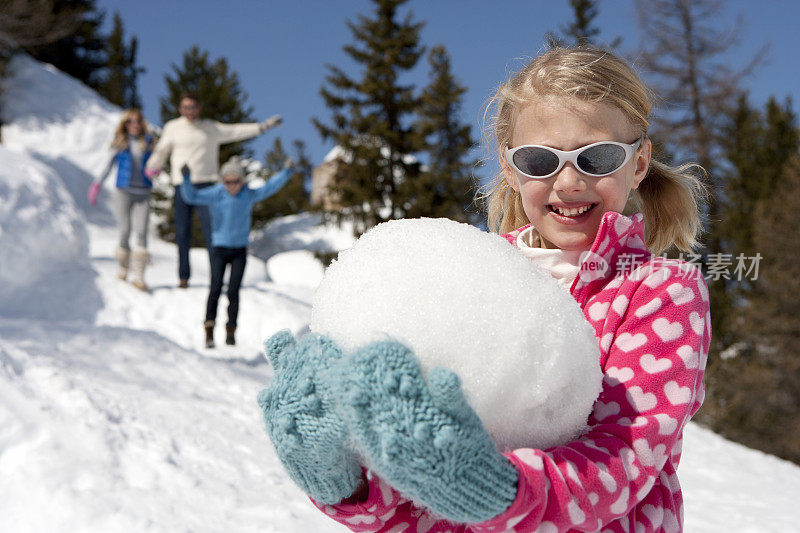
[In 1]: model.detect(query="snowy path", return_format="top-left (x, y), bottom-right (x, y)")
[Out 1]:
top-left (0, 220), bottom-right (348, 532)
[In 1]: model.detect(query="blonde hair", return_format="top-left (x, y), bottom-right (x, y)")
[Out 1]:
top-left (482, 47), bottom-right (707, 255)
top-left (110, 109), bottom-right (152, 152)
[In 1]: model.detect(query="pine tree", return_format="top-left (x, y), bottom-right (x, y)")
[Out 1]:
top-left (251, 138), bottom-right (311, 229)
top-left (0, 0), bottom-right (83, 134)
top-left (409, 45), bottom-right (477, 223)
top-left (159, 45), bottom-right (256, 164)
top-left (720, 96), bottom-right (798, 260)
top-left (694, 95), bottom-right (800, 464)
top-left (313, 0), bottom-right (425, 235)
top-left (22, 0), bottom-right (107, 89)
top-left (545, 0), bottom-right (620, 49)
top-left (635, 0), bottom-right (768, 353)
top-left (153, 46), bottom-right (256, 244)
top-left (701, 153), bottom-right (800, 464)
top-left (99, 12), bottom-right (143, 109)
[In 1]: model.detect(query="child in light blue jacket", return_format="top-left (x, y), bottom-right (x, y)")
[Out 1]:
top-left (181, 157), bottom-right (293, 347)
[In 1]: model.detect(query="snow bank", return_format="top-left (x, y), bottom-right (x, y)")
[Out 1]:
top-left (0, 146), bottom-right (100, 320)
top-left (0, 53), bottom-right (120, 178)
top-left (311, 218), bottom-right (603, 451)
top-left (248, 212), bottom-right (356, 261)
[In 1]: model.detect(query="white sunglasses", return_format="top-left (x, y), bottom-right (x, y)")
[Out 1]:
top-left (505, 138), bottom-right (643, 179)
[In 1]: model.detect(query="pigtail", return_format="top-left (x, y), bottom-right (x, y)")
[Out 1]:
top-left (630, 160), bottom-right (708, 255)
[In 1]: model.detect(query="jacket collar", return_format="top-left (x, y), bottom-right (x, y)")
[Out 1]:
top-left (569, 211), bottom-right (651, 304)
top-left (507, 212), bottom-right (651, 305)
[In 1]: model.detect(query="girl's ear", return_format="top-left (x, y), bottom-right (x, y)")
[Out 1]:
top-left (631, 137), bottom-right (652, 190)
top-left (499, 147), bottom-right (520, 192)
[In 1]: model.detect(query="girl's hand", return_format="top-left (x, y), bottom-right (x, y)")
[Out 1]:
top-left (257, 331), bottom-right (362, 504)
top-left (87, 182), bottom-right (101, 206)
top-left (334, 340), bottom-right (519, 523)
top-left (144, 167), bottom-right (160, 179)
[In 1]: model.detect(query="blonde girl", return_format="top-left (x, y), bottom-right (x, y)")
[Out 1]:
top-left (88, 109), bottom-right (155, 290)
top-left (262, 47), bottom-right (712, 533)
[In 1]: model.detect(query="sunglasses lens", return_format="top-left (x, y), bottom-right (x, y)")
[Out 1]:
top-left (577, 143), bottom-right (627, 175)
top-left (512, 147), bottom-right (560, 177)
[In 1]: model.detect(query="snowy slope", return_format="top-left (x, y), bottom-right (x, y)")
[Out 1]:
top-left (1, 54), bottom-right (799, 532)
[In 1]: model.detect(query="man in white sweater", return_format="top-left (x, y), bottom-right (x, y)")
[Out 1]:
top-left (145, 93), bottom-right (282, 288)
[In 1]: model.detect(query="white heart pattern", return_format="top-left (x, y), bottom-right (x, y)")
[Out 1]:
top-left (594, 401), bottom-right (620, 421)
top-left (640, 353), bottom-right (673, 373)
top-left (589, 301), bottom-right (610, 321)
top-left (643, 268), bottom-right (671, 289)
top-left (614, 215), bottom-right (630, 237)
top-left (611, 295), bottom-right (629, 316)
top-left (610, 487), bottom-right (630, 514)
top-left (664, 381), bottom-right (692, 405)
top-left (635, 297), bottom-right (662, 318)
top-left (643, 504), bottom-right (664, 529)
top-left (606, 366), bottom-right (635, 384)
top-left (626, 386), bottom-right (658, 412)
top-left (513, 448), bottom-right (544, 470)
top-left (615, 332), bottom-right (648, 352)
top-left (666, 283), bottom-right (694, 305)
top-left (697, 277), bottom-right (709, 302)
top-left (654, 413), bottom-right (679, 436)
top-left (676, 345), bottom-right (699, 369)
top-left (600, 333), bottom-right (614, 352)
top-left (627, 235), bottom-right (647, 251)
top-left (652, 317), bottom-right (683, 342)
top-left (689, 311), bottom-right (704, 335)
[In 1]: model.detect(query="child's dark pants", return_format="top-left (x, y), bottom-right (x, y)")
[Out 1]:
top-left (206, 246), bottom-right (248, 328)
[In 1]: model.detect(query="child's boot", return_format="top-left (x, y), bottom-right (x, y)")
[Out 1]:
top-left (115, 247), bottom-right (130, 280)
top-left (204, 320), bottom-right (215, 349)
top-left (130, 248), bottom-right (150, 291)
top-left (225, 325), bottom-right (236, 346)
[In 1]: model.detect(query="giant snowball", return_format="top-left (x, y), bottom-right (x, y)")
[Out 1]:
top-left (310, 218), bottom-right (602, 451)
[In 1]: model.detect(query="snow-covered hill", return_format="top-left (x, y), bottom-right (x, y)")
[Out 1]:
top-left (1, 54), bottom-right (799, 532)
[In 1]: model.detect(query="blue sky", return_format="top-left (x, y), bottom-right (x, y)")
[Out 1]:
top-left (96, 0), bottom-right (799, 179)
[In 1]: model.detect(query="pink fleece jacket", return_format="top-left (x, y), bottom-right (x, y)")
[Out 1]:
top-left (317, 212), bottom-right (710, 532)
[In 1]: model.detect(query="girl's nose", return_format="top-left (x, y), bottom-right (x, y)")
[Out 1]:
top-left (552, 164), bottom-right (587, 193)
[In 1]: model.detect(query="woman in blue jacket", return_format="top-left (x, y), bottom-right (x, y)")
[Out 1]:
top-left (181, 156), bottom-right (294, 348)
top-left (88, 109), bottom-right (155, 290)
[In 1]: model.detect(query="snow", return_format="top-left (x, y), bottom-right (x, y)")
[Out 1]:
top-left (311, 218), bottom-right (602, 452)
top-left (1, 54), bottom-right (799, 532)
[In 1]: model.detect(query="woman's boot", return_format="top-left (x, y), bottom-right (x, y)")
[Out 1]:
top-left (130, 248), bottom-right (150, 291)
top-left (115, 248), bottom-right (130, 280)
top-left (225, 325), bottom-right (236, 346)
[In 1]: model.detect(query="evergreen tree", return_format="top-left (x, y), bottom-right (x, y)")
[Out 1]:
top-left (159, 45), bottom-right (256, 164)
top-left (409, 45), bottom-right (477, 223)
top-left (0, 0), bottom-right (83, 133)
top-left (702, 153), bottom-right (800, 464)
top-left (721, 95), bottom-right (798, 260)
top-left (635, 0), bottom-right (767, 353)
top-left (153, 46), bottom-right (256, 244)
top-left (251, 138), bottom-right (311, 229)
top-left (692, 95), bottom-right (800, 465)
top-left (313, 0), bottom-right (425, 235)
top-left (545, 0), bottom-right (620, 49)
top-left (99, 12), bottom-right (143, 109)
top-left (22, 0), bottom-right (107, 89)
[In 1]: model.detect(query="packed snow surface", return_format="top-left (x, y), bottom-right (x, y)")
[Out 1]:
top-left (311, 218), bottom-right (603, 452)
top-left (1, 53), bottom-right (800, 533)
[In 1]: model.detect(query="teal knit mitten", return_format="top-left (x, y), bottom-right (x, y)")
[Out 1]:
top-left (334, 340), bottom-right (519, 523)
top-left (257, 330), bottom-right (362, 504)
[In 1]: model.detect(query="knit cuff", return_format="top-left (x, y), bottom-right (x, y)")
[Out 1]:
top-left (289, 458), bottom-right (362, 505)
top-left (428, 454), bottom-right (519, 524)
